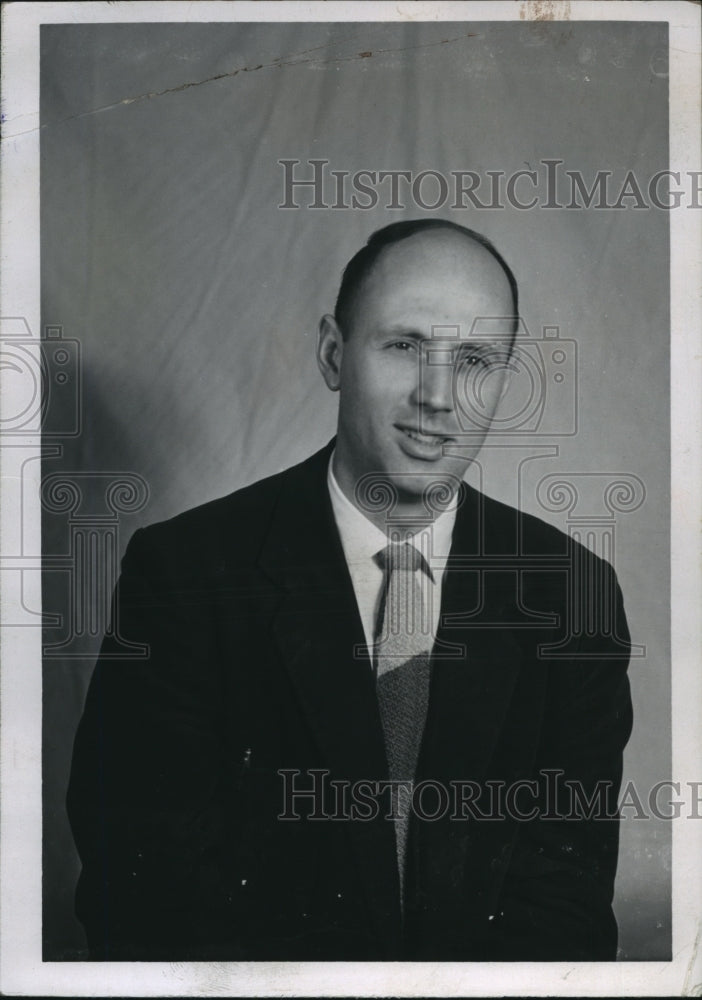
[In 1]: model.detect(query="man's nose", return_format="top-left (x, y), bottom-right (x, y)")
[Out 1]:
top-left (412, 355), bottom-right (456, 411)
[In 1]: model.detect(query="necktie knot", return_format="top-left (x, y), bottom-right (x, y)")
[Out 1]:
top-left (374, 541), bottom-right (429, 577)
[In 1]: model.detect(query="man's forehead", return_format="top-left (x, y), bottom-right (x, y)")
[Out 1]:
top-left (363, 243), bottom-right (513, 311)
top-left (373, 229), bottom-right (509, 281)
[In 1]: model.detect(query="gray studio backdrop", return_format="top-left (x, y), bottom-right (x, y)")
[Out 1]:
top-left (41, 21), bottom-right (670, 959)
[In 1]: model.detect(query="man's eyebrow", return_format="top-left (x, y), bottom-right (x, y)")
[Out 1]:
top-left (381, 328), bottom-right (481, 343)
top-left (381, 327), bottom-right (509, 351)
top-left (382, 327), bottom-right (428, 340)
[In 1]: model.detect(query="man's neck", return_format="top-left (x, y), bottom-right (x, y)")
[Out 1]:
top-left (330, 451), bottom-right (458, 538)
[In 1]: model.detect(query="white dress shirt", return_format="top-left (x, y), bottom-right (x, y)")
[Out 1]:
top-left (327, 454), bottom-right (458, 658)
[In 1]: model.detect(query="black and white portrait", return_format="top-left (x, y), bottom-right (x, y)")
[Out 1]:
top-left (1, 2), bottom-right (700, 996)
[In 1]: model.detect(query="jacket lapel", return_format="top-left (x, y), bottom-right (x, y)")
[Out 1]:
top-left (421, 482), bottom-right (523, 786)
top-left (257, 444), bottom-right (402, 950)
top-left (404, 485), bottom-right (527, 940)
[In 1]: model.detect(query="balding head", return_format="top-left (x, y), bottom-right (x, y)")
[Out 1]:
top-left (334, 219), bottom-right (519, 341)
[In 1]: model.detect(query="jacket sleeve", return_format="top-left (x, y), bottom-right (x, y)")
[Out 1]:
top-left (66, 526), bottom-right (244, 960)
top-left (493, 557), bottom-right (633, 961)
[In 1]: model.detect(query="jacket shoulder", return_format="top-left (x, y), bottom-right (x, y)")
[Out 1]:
top-left (122, 447), bottom-right (327, 577)
top-left (478, 485), bottom-right (616, 576)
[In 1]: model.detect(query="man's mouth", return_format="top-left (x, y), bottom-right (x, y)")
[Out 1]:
top-left (398, 426), bottom-right (453, 446)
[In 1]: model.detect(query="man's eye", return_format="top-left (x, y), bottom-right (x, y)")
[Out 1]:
top-left (391, 341), bottom-right (417, 352)
top-left (459, 351), bottom-right (505, 369)
top-left (459, 352), bottom-right (487, 368)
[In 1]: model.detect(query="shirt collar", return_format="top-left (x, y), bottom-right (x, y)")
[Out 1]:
top-left (327, 451), bottom-right (458, 567)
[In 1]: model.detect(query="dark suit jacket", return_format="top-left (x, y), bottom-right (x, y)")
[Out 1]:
top-left (67, 441), bottom-right (633, 961)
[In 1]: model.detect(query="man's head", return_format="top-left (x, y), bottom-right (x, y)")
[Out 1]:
top-left (316, 220), bottom-right (518, 525)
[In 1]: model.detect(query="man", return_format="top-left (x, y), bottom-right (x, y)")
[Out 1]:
top-left (67, 219), bottom-right (632, 962)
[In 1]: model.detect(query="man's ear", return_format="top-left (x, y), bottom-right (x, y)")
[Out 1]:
top-left (316, 314), bottom-right (344, 391)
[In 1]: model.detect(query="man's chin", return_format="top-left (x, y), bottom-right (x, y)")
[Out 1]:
top-left (347, 451), bottom-right (471, 521)
top-left (379, 464), bottom-right (466, 518)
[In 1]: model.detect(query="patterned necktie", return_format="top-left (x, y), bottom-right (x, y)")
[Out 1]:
top-left (374, 541), bottom-right (433, 903)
